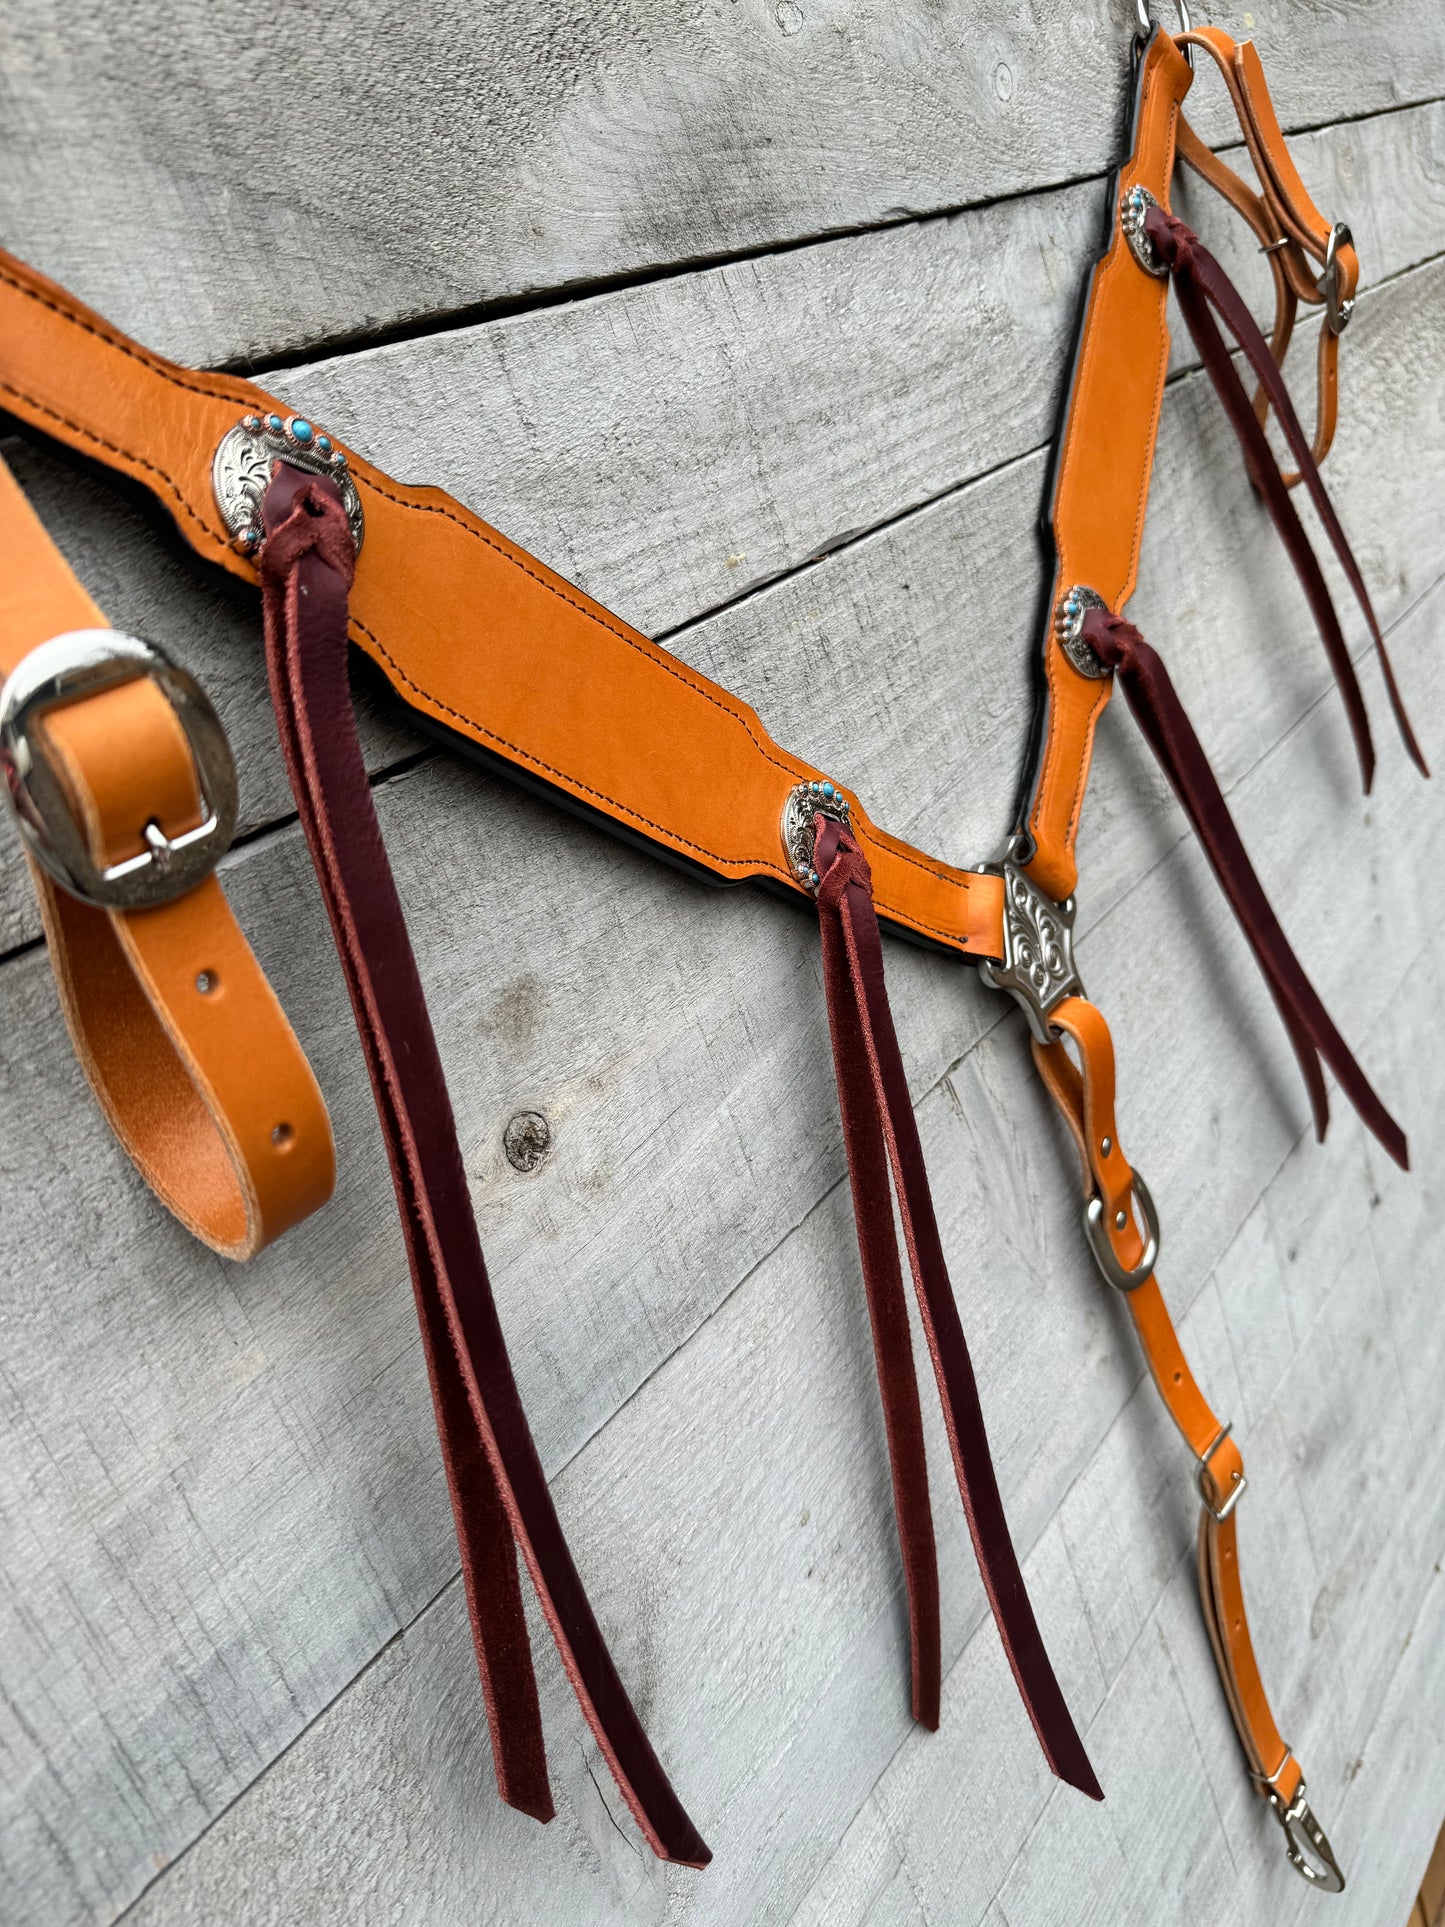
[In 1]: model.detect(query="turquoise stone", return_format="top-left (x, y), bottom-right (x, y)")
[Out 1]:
top-left (266, 413), bottom-right (283, 431)
top-left (290, 418), bottom-right (314, 444)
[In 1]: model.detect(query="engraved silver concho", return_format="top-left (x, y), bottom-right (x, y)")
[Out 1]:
top-left (1055, 584), bottom-right (1111, 679)
top-left (781, 780), bottom-right (852, 892)
top-left (212, 412), bottom-right (364, 555)
top-left (978, 858), bottom-right (1084, 1042)
top-left (1120, 183), bottom-right (1169, 278)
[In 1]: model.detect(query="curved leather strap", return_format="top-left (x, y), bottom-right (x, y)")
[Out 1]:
top-left (1031, 995), bottom-right (1342, 1888)
top-left (812, 817), bottom-right (1101, 1800)
top-left (0, 453), bottom-right (334, 1257)
top-left (258, 466), bottom-right (709, 1865)
top-left (0, 247), bottom-right (1004, 965)
top-left (1177, 28), bottom-right (1356, 481)
top-left (1143, 203), bottom-right (1426, 783)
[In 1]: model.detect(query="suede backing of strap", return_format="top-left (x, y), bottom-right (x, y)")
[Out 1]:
top-left (813, 817), bottom-right (1101, 1801)
top-left (257, 465), bottom-right (709, 1866)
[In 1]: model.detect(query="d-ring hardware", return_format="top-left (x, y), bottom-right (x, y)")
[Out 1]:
top-left (1135, 0), bottom-right (1195, 65)
top-left (1320, 222), bottom-right (1355, 336)
top-left (0, 630), bottom-right (238, 910)
top-left (1267, 1783), bottom-right (1346, 1891)
top-left (1083, 1169), bottom-right (1160, 1291)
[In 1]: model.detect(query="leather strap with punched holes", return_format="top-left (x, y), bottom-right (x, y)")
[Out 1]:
top-left (1031, 995), bottom-right (1344, 1891)
top-left (0, 452), bottom-right (334, 1258)
top-left (0, 246), bottom-right (1005, 967)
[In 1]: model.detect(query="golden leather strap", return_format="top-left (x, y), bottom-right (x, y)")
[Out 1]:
top-left (0, 249), bottom-right (1004, 964)
top-left (1021, 28), bottom-right (1194, 900)
top-left (1031, 994), bottom-right (1343, 1889)
top-left (1178, 28), bottom-right (1357, 482)
top-left (0, 454), bottom-right (334, 1258)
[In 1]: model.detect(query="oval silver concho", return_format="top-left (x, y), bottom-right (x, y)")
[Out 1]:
top-left (1055, 584), bottom-right (1111, 679)
top-left (212, 412), bottom-right (365, 555)
top-left (1120, 183), bottom-right (1169, 279)
top-left (781, 780), bottom-right (852, 893)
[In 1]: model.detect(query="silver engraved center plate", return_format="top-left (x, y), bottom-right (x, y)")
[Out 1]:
top-left (1055, 584), bottom-right (1111, 679)
top-left (781, 780), bottom-right (852, 892)
top-left (212, 412), bottom-right (364, 554)
top-left (978, 860), bottom-right (1084, 1042)
top-left (1120, 183), bottom-right (1169, 278)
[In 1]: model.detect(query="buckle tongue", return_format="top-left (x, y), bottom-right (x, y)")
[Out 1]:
top-left (0, 630), bottom-right (238, 910)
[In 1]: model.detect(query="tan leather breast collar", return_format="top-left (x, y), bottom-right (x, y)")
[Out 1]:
top-left (0, 20), bottom-right (1415, 1888)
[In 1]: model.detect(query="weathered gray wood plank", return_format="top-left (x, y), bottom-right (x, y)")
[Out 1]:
top-left (2, 2), bottom-right (1440, 366)
top-left (3, 226), bottom-right (1444, 1921)
top-left (102, 575), bottom-right (1445, 1924)
top-left (7, 542), bottom-right (1441, 1926)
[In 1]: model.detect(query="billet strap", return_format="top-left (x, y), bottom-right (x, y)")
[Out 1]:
top-left (1178, 28), bottom-right (1358, 483)
top-left (811, 816), bottom-right (1101, 1799)
top-left (258, 466), bottom-right (709, 1866)
top-left (1141, 204), bottom-right (1426, 785)
top-left (1022, 26), bottom-right (1195, 901)
top-left (0, 247), bottom-right (1005, 965)
top-left (0, 452), bottom-right (334, 1257)
top-left (1079, 603), bottom-right (1406, 1170)
top-left (1031, 995), bottom-right (1343, 1891)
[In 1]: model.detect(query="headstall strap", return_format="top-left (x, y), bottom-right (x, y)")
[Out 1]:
top-left (0, 10), bottom-right (1418, 1890)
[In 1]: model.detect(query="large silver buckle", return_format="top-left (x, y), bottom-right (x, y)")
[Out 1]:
top-left (1268, 1782), bottom-right (1346, 1891)
top-left (0, 631), bottom-right (238, 910)
top-left (977, 850), bottom-right (1085, 1044)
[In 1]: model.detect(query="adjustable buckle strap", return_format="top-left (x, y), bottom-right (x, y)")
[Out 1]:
top-left (0, 453), bottom-right (334, 1260)
top-left (1, 629), bottom-right (237, 909)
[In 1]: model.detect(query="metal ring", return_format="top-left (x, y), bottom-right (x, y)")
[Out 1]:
top-left (0, 631), bottom-right (238, 909)
top-left (1136, 1), bottom-right (1194, 64)
top-left (1084, 1169), bottom-right (1160, 1291)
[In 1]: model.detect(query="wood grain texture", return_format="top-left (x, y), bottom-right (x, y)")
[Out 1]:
top-left (2, 24), bottom-right (1443, 1926)
top-left (88, 574), bottom-right (1445, 1927)
top-left (1, 2), bottom-right (1440, 366)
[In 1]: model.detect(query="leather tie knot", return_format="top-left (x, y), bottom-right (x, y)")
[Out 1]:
top-left (814, 819), bottom-right (872, 911)
top-left (260, 476), bottom-right (357, 589)
top-left (1143, 202), bottom-right (1195, 273)
top-left (1079, 607), bottom-right (1142, 674)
